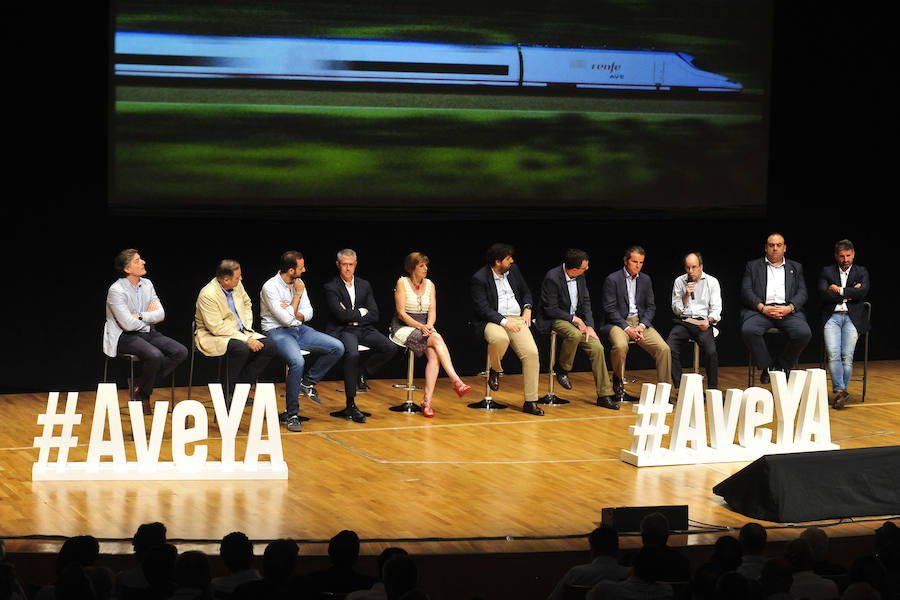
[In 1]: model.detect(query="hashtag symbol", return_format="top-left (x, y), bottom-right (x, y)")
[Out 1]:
top-left (34, 392), bottom-right (82, 472)
top-left (629, 383), bottom-right (673, 456)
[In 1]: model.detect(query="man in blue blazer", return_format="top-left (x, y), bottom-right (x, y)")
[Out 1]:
top-left (471, 243), bottom-right (544, 416)
top-left (740, 233), bottom-right (811, 384)
top-left (323, 248), bottom-right (397, 423)
top-left (537, 248), bottom-right (618, 409)
top-left (600, 246), bottom-right (671, 402)
top-left (818, 239), bottom-right (870, 408)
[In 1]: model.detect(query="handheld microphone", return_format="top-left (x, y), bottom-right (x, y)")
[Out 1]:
top-left (686, 274), bottom-right (694, 300)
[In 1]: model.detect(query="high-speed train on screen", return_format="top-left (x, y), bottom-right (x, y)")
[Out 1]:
top-left (115, 31), bottom-right (742, 92)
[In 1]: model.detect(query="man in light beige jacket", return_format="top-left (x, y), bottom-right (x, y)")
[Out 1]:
top-left (195, 259), bottom-right (278, 402)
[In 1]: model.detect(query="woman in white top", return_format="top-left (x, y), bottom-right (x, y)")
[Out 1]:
top-left (390, 252), bottom-right (471, 416)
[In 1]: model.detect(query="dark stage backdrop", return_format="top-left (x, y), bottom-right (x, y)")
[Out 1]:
top-left (3, 2), bottom-right (896, 394)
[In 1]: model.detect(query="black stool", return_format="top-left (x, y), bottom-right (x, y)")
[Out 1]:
top-left (103, 352), bottom-right (176, 404)
top-left (538, 330), bottom-right (569, 405)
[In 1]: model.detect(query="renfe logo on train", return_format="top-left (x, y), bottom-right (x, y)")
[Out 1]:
top-left (622, 369), bottom-right (839, 467)
top-left (32, 383), bottom-right (287, 481)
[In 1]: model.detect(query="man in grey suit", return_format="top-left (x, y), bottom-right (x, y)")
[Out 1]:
top-left (740, 233), bottom-right (811, 384)
top-left (103, 249), bottom-right (187, 414)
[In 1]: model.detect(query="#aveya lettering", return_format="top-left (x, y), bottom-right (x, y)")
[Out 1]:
top-left (32, 383), bottom-right (287, 480)
top-left (622, 368), bottom-right (839, 467)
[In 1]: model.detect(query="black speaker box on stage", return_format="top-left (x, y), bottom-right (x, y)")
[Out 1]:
top-left (713, 447), bottom-right (900, 522)
top-left (601, 505), bottom-right (689, 532)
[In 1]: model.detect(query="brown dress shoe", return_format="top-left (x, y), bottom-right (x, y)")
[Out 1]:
top-left (488, 369), bottom-right (500, 391)
top-left (522, 401), bottom-right (544, 416)
top-left (556, 369), bottom-right (573, 390)
top-left (597, 396), bottom-right (620, 410)
top-left (833, 390), bottom-right (849, 409)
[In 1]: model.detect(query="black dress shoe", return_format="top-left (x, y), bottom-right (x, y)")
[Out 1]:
top-left (330, 406), bottom-right (367, 423)
top-left (612, 375), bottom-right (625, 397)
top-left (488, 369), bottom-right (500, 391)
top-left (617, 391), bottom-right (640, 403)
top-left (555, 369), bottom-right (573, 390)
top-left (522, 401), bottom-right (545, 416)
top-left (759, 369), bottom-right (771, 384)
top-left (346, 406), bottom-right (367, 423)
top-left (597, 396), bottom-right (620, 410)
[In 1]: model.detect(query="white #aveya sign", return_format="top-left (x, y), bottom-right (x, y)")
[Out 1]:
top-left (32, 383), bottom-right (287, 481)
top-left (621, 369), bottom-right (839, 467)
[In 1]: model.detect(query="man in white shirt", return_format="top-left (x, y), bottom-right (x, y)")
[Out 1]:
top-left (740, 233), bottom-right (811, 384)
top-left (666, 252), bottom-right (722, 390)
top-left (261, 251), bottom-right (344, 432)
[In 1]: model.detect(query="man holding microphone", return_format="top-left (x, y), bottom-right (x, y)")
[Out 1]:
top-left (665, 252), bottom-right (722, 391)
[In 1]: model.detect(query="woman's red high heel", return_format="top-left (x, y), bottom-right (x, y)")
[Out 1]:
top-left (454, 380), bottom-right (472, 398)
top-left (422, 397), bottom-right (434, 418)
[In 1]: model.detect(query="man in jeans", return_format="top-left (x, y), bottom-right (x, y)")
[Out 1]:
top-left (261, 250), bottom-right (344, 431)
top-left (818, 239), bottom-right (870, 409)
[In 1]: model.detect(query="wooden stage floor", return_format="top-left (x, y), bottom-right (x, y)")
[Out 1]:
top-left (2, 362), bottom-right (898, 559)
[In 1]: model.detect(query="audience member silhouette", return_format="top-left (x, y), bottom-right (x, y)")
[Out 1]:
top-left (874, 522), bottom-right (900, 600)
top-left (138, 543), bottom-right (178, 600)
top-left (841, 581), bottom-right (885, 600)
top-left (303, 529), bottom-right (377, 597)
top-left (693, 533), bottom-right (744, 598)
top-left (117, 522), bottom-right (168, 595)
top-left (233, 538), bottom-right (298, 600)
top-left (347, 547), bottom-right (409, 600)
top-left (759, 558), bottom-right (793, 600)
top-left (547, 524), bottom-right (629, 600)
top-left (382, 554), bottom-right (419, 600)
top-left (737, 523), bottom-right (769, 582)
top-left (0, 539), bottom-right (26, 600)
top-left (211, 532), bottom-right (261, 599)
top-left (171, 550), bottom-right (212, 600)
top-left (713, 571), bottom-right (753, 600)
top-left (587, 544), bottom-right (674, 600)
top-left (802, 527), bottom-right (850, 587)
top-left (848, 556), bottom-right (888, 600)
top-left (785, 538), bottom-right (839, 600)
top-left (621, 512), bottom-right (691, 585)
top-left (34, 535), bottom-right (101, 600)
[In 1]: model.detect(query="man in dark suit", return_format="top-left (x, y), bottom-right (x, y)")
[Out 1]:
top-left (600, 246), bottom-right (671, 402)
top-left (470, 243), bottom-right (543, 416)
top-left (537, 248), bottom-right (618, 410)
top-left (323, 248), bottom-right (396, 423)
top-left (818, 239), bottom-right (870, 409)
top-left (740, 233), bottom-right (812, 384)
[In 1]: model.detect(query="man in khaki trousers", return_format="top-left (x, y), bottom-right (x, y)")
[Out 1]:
top-left (536, 248), bottom-right (619, 410)
top-left (470, 243), bottom-right (544, 416)
top-left (600, 246), bottom-right (672, 403)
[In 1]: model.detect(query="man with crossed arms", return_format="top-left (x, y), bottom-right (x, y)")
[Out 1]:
top-left (261, 250), bottom-right (344, 432)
